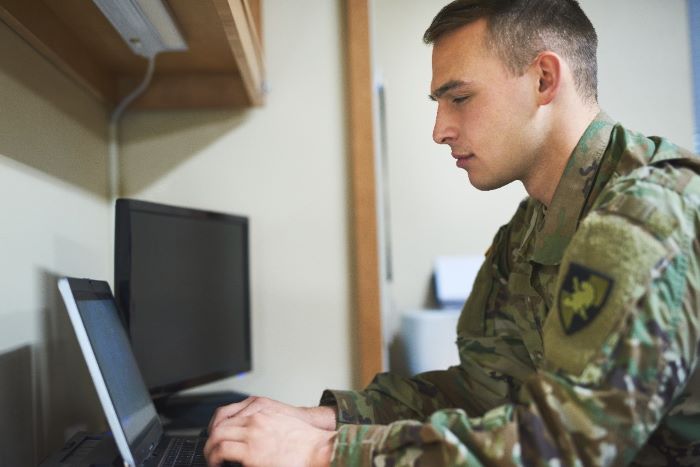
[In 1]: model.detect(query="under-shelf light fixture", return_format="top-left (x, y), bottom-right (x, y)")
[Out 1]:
top-left (92, 0), bottom-right (187, 58)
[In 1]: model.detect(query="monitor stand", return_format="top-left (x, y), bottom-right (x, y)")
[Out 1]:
top-left (155, 390), bottom-right (249, 433)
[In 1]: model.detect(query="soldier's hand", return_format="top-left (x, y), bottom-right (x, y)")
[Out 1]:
top-left (204, 410), bottom-right (335, 467)
top-left (208, 396), bottom-right (336, 433)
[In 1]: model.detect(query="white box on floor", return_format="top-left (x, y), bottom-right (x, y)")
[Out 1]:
top-left (401, 308), bottom-right (461, 375)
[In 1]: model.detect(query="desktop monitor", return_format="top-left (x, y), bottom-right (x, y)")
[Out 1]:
top-left (114, 199), bottom-right (251, 399)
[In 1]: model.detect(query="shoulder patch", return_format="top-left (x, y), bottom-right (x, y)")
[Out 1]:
top-left (543, 210), bottom-right (673, 377)
top-left (558, 263), bottom-right (613, 335)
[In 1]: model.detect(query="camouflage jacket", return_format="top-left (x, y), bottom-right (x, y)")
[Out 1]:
top-left (320, 113), bottom-right (700, 466)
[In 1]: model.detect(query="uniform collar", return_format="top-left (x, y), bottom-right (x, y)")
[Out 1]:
top-left (529, 112), bottom-right (616, 265)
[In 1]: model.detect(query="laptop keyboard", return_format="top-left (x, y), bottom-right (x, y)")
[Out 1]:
top-left (159, 437), bottom-right (206, 466)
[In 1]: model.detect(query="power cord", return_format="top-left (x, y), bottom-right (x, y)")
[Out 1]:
top-left (108, 53), bottom-right (158, 201)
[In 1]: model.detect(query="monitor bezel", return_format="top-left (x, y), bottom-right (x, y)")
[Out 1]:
top-left (114, 198), bottom-right (252, 399)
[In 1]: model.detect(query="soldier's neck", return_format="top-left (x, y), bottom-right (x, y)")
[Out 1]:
top-left (524, 104), bottom-right (600, 208)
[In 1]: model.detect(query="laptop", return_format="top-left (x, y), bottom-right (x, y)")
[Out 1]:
top-left (58, 277), bottom-right (231, 467)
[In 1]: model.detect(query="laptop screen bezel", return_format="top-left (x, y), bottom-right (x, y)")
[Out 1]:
top-left (58, 277), bottom-right (163, 467)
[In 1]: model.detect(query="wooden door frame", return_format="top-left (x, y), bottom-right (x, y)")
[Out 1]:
top-left (345, 0), bottom-right (383, 388)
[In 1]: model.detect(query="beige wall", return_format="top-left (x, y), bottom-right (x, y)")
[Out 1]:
top-left (373, 0), bottom-right (694, 343)
top-left (120, 0), bottom-right (352, 406)
top-left (0, 21), bottom-right (111, 465)
top-left (0, 0), bottom-right (352, 463)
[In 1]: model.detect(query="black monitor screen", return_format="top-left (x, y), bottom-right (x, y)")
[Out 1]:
top-left (115, 199), bottom-right (251, 398)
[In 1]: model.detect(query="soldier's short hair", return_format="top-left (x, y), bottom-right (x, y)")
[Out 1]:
top-left (424, 0), bottom-right (598, 104)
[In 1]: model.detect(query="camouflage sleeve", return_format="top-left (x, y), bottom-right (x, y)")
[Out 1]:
top-left (321, 201), bottom-right (538, 425)
top-left (328, 164), bottom-right (700, 466)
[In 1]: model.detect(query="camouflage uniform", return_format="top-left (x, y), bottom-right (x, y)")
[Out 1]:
top-left (320, 113), bottom-right (700, 466)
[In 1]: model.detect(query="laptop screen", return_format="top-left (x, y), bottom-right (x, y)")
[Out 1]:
top-left (59, 278), bottom-right (164, 465)
top-left (74, 294), bottom-right (158, 445)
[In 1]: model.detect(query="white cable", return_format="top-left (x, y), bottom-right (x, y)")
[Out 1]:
top-left (108, 53), bottom-right (158, 202)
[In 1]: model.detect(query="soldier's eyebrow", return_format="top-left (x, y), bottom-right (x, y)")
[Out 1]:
top-left (429, 80), bottom-right (475, 101)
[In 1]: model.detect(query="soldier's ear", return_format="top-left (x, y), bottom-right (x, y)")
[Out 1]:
top-left (532, 51), bottom-right (561, 106)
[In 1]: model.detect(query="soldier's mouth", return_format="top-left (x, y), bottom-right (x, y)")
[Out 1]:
top-left (453, 154), bottom-right (474, 169)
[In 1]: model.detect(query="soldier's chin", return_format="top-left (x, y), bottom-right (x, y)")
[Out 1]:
top-left (467, 173), bottom-right (510, 192)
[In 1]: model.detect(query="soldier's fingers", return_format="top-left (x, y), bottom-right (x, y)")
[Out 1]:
top-left (209, 397), bottom-right (257, 431)
top-left (206, 440), bottom-right (248, 466)
top-left (234, 397), bottom-right (280, 419)
top-left (204, 425), bottom-right (248, 460)
top-left (216, 413), bottom-right (256, 428)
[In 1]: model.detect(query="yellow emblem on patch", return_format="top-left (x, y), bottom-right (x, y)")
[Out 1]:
top-left (558, 263), bottom-right (614, 335)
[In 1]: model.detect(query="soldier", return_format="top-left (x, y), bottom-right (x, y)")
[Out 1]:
top-left (205, 0), bottom-right (700, 465)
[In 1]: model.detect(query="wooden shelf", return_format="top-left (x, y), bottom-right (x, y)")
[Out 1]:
top-left (0, 0), bottom-right (265, 109)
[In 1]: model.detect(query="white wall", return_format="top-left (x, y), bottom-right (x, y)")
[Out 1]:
top-left (0, 21), bottom-right (111, 465)
top-left (120, 0), bottom-right (352, 406)
top-left (373, 0), bottom-right (694, 348)
top-left (584, 0), bottom-right (693, 146)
